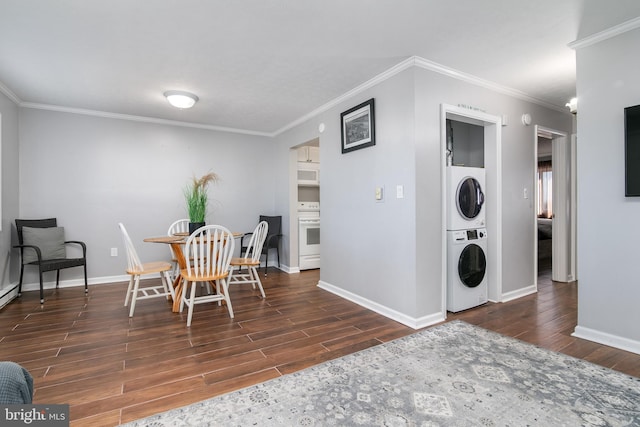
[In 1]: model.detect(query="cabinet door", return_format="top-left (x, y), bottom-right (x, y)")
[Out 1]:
top-left (297, 146), bottom-right (320, 163)
top-left (297, 147), bottom-right (309, 162)
top-left (308, 146), bottom-right (320, 163)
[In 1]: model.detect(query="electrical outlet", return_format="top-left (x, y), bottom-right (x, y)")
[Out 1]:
top-left (111, 247), bottom-right (118, 257)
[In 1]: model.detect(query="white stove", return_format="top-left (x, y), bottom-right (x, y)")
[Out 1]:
top-left (298, 201), bottom-right (320, 216)
top-left (298, 202), bottom-right (320, 270)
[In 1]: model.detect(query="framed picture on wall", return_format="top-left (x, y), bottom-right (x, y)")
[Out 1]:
top-left (341, 98), bottom-right (375, 154)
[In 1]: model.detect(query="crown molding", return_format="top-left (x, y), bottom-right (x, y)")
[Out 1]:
top-left (413, 57), bottom-right (565, 113)
top-left (9, 55), bottom-right (567, 138)
top-left (273, 55), bottom-right (566, 136)
top-left (568, 16), bottom-right (640, 50)
top-left (0, 79), bottom-right (22, 105)
top-left (272, 57), bottom-right (417, 136)
top-left (19, 102), bottom-right (272, 137)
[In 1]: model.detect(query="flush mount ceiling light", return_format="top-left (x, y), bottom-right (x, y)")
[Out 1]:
top-left (164, 90), bottom-right (199, 109)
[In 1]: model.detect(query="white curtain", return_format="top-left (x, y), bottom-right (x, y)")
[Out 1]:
top-left (537, 160), bottom-right (552, 218)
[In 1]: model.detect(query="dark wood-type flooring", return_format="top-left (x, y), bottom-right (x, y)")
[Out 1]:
top-left (1, 266), bottom-right (639, 426)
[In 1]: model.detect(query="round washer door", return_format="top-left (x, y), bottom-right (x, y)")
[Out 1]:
top-left (458, 243), bottom-right (486, 288)
top-left (456, 177), bottom-right (484, 220)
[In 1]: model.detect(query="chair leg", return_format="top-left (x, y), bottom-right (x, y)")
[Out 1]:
top-left (263, 251), bottom-right (269, 277)
top-left (251, 266), bottom-right (266, 298)
top-left (220, 278), bottom-right (234, 318)
top-left (56, 270), bottom-right (61, 289)
top-left (186, 281), bottom-right (197, 327)
top-left (18, 265), bottom-right (24, 297)
top-left (124, 276), bottom-right (134, 307)
top-left (159, 272), bottom-right (169, 299)
top-left (129, 276), bottom-right (141, 317)
top-left (38, 269), bottom-right (44, 304)
top-left (83, 264), bottom-right (88, 294)
top-left (227, 268), bottom-right (235, 286)
top-left (162, 271), bottom-right (175, 300)
top-left (179, 281), bottom-right (188, 313)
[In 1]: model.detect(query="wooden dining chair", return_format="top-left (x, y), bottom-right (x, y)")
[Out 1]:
top-left (118, 223), bottom-right (175, 317)
top-left (179, 225), bottom-right (235, 327)
top-left (167, 218), bottom-right (190, 280)
top-left (228, 221), bottom-right (268, 298)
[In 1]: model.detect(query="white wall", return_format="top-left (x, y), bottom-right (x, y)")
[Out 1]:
top-left (274, 63), bottom-right (572, 326)
top-left (320, 69), bottom-right (418, 316)
top-left (0, 91), bottom-right (20, 289)
top-left (414, 67), bottom-right (572, 318)
top-left (8, 59), bottom-right (576, 332)
top-left (573, 27), bottom-right (640, 349)
top-left (17, 108), bottom-right (275, 287)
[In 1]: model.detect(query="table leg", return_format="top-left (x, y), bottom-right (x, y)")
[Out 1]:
top-left (172, 275), bottom-right (183, 312)
top-left (170, 242), bottom-right (187, 313)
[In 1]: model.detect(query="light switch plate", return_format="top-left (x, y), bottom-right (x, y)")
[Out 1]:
top-left (396, 185), bottom-right (404, 199)
top-left (375, 187), bottom-right (383, 201)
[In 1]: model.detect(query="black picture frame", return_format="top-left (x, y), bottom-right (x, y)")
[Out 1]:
top-left (341, 98), bottom-right (375, 154)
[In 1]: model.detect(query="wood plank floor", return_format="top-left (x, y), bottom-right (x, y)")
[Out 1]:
top-left (1, 267), bottom-right (639, 426)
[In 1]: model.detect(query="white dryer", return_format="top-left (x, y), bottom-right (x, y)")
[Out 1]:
top-left (446, 166), bottom-right (486, 231)
top-left (447, 228), bottom-right (488, 312)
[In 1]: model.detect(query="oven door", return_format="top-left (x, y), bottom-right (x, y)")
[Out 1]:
top-left (299, 218), bottom-right (320, 256)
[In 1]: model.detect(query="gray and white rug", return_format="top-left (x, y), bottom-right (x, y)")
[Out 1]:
top-left (121, 321), bottom-right (640, 426)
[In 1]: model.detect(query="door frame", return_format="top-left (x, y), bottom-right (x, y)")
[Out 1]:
top-left (441, 104), bottom-right (502, 315)
top-left (533, 126), bottom-right (576, 286)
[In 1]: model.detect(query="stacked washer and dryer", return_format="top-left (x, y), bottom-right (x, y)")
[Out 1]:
top-left (446, 166), bottom-right (489, 312)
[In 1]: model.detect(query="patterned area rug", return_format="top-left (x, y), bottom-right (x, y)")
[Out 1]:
top-left (121, 321), bottom-right (640, 426)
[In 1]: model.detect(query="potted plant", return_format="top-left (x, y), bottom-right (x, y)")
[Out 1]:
top-left (184, 172), bottom-right (219, 234)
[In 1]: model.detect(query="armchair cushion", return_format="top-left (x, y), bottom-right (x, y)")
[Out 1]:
top-left (21, 226), bottom-right (67, 264)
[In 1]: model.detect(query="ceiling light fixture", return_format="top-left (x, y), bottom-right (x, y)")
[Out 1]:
top-left (565, 97), bottom-right (577, 114)
top-left (164, 90), bottom-right (199, 109)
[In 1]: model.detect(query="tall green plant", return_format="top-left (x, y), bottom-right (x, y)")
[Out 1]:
top-left (184, 172), bottom-right (219, 223)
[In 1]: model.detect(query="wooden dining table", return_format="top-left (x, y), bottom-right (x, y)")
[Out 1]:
top-left (144, 232), bottom-right (243, 312)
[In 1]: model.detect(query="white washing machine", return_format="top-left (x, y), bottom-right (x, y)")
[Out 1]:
top-left (447, 228), bottom-right (488, 312)
top-left (446, 166), bottom-right (486, 231)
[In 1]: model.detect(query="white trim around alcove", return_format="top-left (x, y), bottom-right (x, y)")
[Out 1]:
top-left (440, 104), bottom-right (503, 318)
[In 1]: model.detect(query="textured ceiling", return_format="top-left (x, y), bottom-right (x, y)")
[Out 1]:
top-left (0, 1), bottom-right (636, 135)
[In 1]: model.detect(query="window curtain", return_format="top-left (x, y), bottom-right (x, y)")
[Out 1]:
top-left (537, 160), bottom-right (552, 218)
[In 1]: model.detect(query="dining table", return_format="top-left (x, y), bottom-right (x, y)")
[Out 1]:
top-left (144, 231), bottom-right (243, 312)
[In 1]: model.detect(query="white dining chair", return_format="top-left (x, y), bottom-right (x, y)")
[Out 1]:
top-left (228, 221), bottom-right (268, 298)
top-left (179, 225), bottom-right (235, 327)
top-left (118, 223), bottom-right (175, 317)
top-left (167, 218), bottom-right (190, 280)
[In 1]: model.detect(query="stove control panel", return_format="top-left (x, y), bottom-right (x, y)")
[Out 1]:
top-left (298, 201), bottom-right (320, 211)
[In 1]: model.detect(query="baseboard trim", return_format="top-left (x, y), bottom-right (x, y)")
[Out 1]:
top-left (317, 280), bottom-right (444, 330)
top-left (17, 274), bottom-right (131, 293)
top-left (572, 325), bottom-right (640, 356)
top-left (500, 284), bottom-right (537, 303)
top-left (16, 266), bottom-right (299, 294)
top-left (0, 284), bottom-right (18, 309)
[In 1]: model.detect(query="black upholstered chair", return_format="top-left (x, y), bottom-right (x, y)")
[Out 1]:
top-left (14, 218), bottom-right (88, 304)
top-left (240, 215), bottom-right (282, 275)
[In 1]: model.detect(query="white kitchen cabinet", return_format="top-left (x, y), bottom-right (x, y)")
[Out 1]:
top-left (297, 146), bottom-right (319, 163)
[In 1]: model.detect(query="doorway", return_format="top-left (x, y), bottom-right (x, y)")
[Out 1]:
top-left (291, 138), bottom-right (320, 272)
top-left (440, 104), bottom-right (502, 313)
top-left (534, 126), bottom-right (576, 287)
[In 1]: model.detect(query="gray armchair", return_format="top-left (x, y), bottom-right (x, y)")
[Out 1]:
top-left (240, 215), bottom-right (282, 275)
top-left (14, 218), bottom-right (88, 304)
